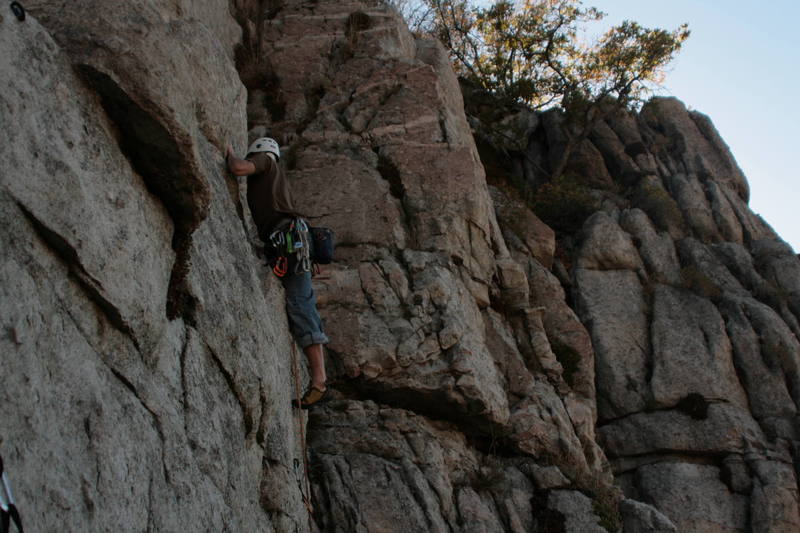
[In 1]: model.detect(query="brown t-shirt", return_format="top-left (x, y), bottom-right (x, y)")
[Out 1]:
top-left (246, 152), bottom-right (299, 239)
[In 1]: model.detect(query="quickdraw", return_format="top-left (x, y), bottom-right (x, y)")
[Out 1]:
top-left (273, 256), bottom-right (288, 277)
top-left (0, 455), bottom-right (23, 533)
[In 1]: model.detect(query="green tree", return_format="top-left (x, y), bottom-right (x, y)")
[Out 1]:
top-left (392, 0), bottom-right (689, 180)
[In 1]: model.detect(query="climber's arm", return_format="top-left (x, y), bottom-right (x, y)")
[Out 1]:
top-left (226, 145), bottom-right (256, 176)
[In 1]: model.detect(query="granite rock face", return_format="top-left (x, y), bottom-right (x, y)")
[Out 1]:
top-left (245, 1), bottom-right (610, 529)
top-left (2, 1), bottom-right (799, 532)
top-left (2, 5), bottom-right (305, 532)
top-left (571, 104), bottom-right (800, 533)
top-left (475, 58), bottom-right (800, 530)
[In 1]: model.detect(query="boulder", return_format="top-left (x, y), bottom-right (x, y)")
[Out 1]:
top-left (620, 499), bottom-right (677, 533)
top-left (575, 269), bottom-right (649, 420)
top-left (640, 97), bottom-right (749, 202)
top-left (650, 284), bottom-right (749, 408)
top-left (598, 403), bottom-right (765, 458)
top-left (576, 212), bottom-right (645, 272)
top-left (619, 208), bottom-right (682, 285)
top-left (541, 490), bottom-right (607, 533)
top-left (634, 462), bottom-right (749, 532)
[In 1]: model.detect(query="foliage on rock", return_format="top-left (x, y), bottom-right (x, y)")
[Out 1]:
top-left (391, 0), bottom-right (688, 180)
top-left (631, 181), bottom-right (685, 234)
top-left (529, 174), bottom-right (598, 234)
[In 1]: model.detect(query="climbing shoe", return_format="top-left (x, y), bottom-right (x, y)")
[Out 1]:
top-left (293, 383), bottom-right (329, 409)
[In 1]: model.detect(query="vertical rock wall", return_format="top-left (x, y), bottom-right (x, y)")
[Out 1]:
top-left (478, 84), bottom-right (800, 530)
top-left (3, 0), bottom-right (798, 531)
top-left (2, 2), bottom-right (309, 531)
top-left (576, 100), bottom-right (800, 533)
top-left (241, 1), bottom-right (621, 531)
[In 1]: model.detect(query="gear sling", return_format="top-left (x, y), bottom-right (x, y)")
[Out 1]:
top-left (265, 218), bottom-right (335, 277)
top-left (267, 218), bottom-right (310, 277)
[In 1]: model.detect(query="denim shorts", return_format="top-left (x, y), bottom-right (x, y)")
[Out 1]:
top-left (282, 271), bottom-right (329, 348)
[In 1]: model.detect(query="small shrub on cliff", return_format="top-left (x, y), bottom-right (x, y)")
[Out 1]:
top-left (633, 182), bottom-right (685, 233)
top-left (575, 473), bottom-right (623, 533)
top-left (392, 0), bottom-right (689, 179)
top-left (681, 265), bottom-right (722, 301)
top-left (530, 174), bottom-right (598, 233)
top-left (593, 495), bottom-right (622, 533)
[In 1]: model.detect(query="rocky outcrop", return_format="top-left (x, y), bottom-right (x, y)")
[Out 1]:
top-left (574, 104), bottom-right (800, 532)
top-left (2, 4), bottom-right (306, 531)
top-left (244, 1), bottom-right (615, 529)
top-left (2, 1), bottom-right (799, 532)
top-left (473, 64), bottom-right (800, 530)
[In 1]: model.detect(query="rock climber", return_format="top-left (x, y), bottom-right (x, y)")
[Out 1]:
top-left (226, 137), bottom-right (329, 408)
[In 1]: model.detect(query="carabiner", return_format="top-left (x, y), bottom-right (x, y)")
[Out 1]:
top-left (0, 455), bottom-right (23, 533)
top-left (273, 256), bottom-right (288, 277)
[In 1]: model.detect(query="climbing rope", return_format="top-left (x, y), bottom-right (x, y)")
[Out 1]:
top-left (290, 342), bottom-right (315, 520)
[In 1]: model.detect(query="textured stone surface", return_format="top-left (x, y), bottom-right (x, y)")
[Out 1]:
top-left (640, 98), bottom-right (749, 202)
top-left (576, 212), bottom-right (645, 272)
top-left (599, 403), bottom-right (765, 458)
top-left (635, 462), bottom-right (749, 532)
top-left (4, 0), bottom-right (800, 531)
top-left (544, 490), bottom-right (607, 533)
top-left (561, 95), bottom-right (800, 532)
top-left (749, 458), bottom-right (800, 533)
top-left (1, 7), bottom-right (305, 532)
top-left (575, 269), bottom-right (649, 420)
top-left (721, 298), bottom-right (800, 437)
top-left (620, 208), bottom-right (683, 285)
top-left (477, 46), bottom-right (800, 533)
top-left (620, 498), bottom-right (678, 533)
top-left (249, 0), bottom-right (607, 496)
top-left (491, 184), bottom-right (556, 268)
top-left (650, 284), bottom-right (749, 408)
top-left (1, 13), bottom-right (174, 355)
top-left (308, 400), bottom-right (540, 533)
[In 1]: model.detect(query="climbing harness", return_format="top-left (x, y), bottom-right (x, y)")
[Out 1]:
top-left (265, 218), bottom-right (335, 278)
top-left (9, 2), bottom-right (25, 21)
top-left (0, 455), bottom-right (23, 533)
top-left (290, 343), bottom-right (315, 522)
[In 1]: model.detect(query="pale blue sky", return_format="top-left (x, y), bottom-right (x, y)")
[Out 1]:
top-left (588, 0), bottom-right (800, 252)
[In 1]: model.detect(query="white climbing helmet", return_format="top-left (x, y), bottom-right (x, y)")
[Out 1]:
top-left (247, 137), bottom-right (280, 160)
